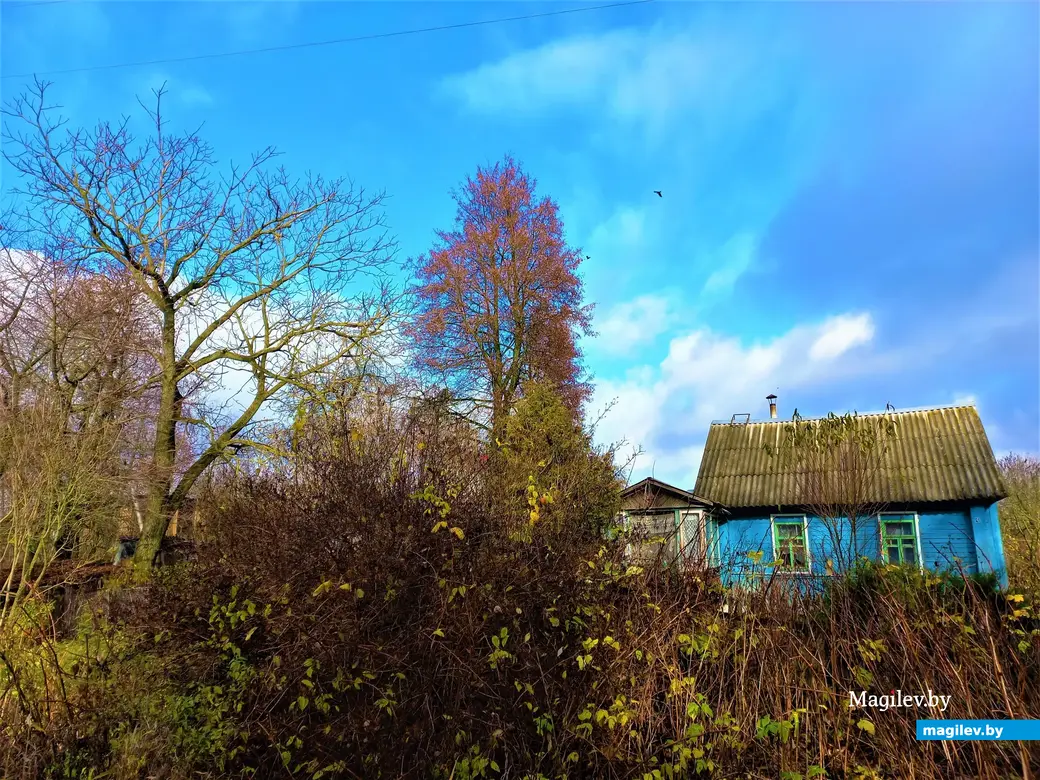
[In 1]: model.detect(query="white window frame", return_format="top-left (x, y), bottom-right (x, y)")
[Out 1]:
top-left (770, 514), bottom-right (811, 574)
top-left (623, 509), bottom-right (676, 565)
top-left (877, 511), bottom-right (924, 572)
top-left (705, 515), bottom-right (721, 567)
top-left (678, 509), bottom-right (705, 565)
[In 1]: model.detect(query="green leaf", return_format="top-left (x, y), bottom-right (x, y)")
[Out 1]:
top-left (856, 718), bottom-right (875, 735)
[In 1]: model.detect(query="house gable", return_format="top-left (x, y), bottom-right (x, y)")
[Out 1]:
top-left (620, 477), bottom-right (713, 512)
top-left (619, 478), bottom-right (714, 569)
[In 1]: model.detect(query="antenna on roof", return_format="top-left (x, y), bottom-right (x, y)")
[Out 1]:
top-left (730, 413), bottom-right (751, 424)
top-left (886, 402), bottom-right (895, 412)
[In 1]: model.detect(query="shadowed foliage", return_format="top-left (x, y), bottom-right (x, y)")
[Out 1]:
top-left (2, 402), bottom-right (1037, 779)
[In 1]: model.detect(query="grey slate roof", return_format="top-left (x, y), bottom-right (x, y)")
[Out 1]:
top-left (693, 405), bottom-right (1007, 508)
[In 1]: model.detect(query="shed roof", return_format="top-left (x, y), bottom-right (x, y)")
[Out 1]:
top-left (693, 405), bottom-right (1007, 508)
top-left (621, 477), bottom-right (714, 506)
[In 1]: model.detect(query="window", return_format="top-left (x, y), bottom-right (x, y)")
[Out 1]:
top-left (679, 510), bottom-right (704, 565)
top-left (880, 516), bottom-right (918, 566)
top-left (772, 519), bottom-right (809, 571)
top-left (624, 511), bottom-right (676, 566)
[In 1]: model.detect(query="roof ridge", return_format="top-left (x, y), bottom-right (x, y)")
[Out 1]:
top-left (709, 404), bottom-right (979, 426)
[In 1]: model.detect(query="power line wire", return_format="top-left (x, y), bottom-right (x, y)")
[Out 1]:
top-left (3, 0), bottom-right (72, 8)
top-left (2, 0), bottom-right (654, 80)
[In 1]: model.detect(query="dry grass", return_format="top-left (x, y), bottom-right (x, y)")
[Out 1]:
top-left (2, 412), bottom-right (1038, 779)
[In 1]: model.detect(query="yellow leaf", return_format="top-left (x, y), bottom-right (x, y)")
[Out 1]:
top-left (450, 526), bottom-right (465, 540)
top-left (433, 628), bottom-right (445, 638)
top-left (856, 719), bottom-right (875, 735)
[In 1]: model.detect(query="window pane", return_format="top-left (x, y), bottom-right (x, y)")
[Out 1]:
top-left (885, 522), bottom-right (913, 537)
top-left (774, 521), bottom-right (808, 570)
top-left (791, 543), bottom-right (807, 567)
top-left (886, 542), bottom-right (901, 563)
top-left (902, 539), bottom-right (917, 565)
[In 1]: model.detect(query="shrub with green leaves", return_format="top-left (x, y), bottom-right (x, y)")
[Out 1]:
top-left (3, 407), bottom-right (1038, 779)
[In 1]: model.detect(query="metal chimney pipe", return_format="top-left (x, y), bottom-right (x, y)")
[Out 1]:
top-left (767, 393), bottom-right (777, 419)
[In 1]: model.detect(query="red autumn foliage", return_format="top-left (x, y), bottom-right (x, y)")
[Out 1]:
top-left (408, 156), bottom-right (592, 435)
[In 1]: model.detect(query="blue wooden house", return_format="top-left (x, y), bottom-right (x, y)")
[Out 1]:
top-left (623, 404), bottom-right (1009, 588)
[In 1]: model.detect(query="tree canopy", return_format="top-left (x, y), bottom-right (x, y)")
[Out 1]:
top-left (408, 156), bottom-right (591, 438)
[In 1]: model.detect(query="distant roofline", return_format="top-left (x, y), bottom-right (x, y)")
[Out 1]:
top-left (710, 403), bottom-right (978, 426)
top-left (621, 476), bottom-right (716, 506)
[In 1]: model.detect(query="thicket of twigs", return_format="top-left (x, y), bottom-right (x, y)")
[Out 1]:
top-left (2, 402), bottom-right (1039, 780)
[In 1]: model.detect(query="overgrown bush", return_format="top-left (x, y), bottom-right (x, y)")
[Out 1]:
top-left (3, 405), bottom-right (1038, 779)
top-left (999, 454), bottom-right (1040, 597)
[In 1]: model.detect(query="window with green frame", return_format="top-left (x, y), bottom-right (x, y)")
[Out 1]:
top-left (880, 516), bottom-right (918, 566)
top-left (773, 519), bottom-right (808, 571)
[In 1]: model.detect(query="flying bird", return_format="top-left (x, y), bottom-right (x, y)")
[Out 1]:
top-left (653, 190), bottom-right (663, 198)
top-left (585, 255), bottom-right (591, 260)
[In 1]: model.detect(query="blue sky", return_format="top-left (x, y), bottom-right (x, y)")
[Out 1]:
top-left (3, 0), bottom-right (1037, 487)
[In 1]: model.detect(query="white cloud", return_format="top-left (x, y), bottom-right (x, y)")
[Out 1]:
top-left (808, 313), bottom-right (875, 361)
top-left (138, 73), bottom-right (214, 109)
top-left (587, 205), bottom-right (646, 249)
top-left (440, 24), bottom-right (755, 132)
top-left (592, 312), bottom-right (879, 487)
top-left (701, 232), bottom-right (759, 298)
top-left (591, 372), bottom-right (660, 452)
top-left (578, 204), bottom-right (655, 300)
top-left (442, 32), bottom-right (625, 114)
top-left (181, 86), bottom-right (215, 107)
top-left (593, 293), bottom-right (676, 355)
top-left (220, 0), bottom-right (302, 44)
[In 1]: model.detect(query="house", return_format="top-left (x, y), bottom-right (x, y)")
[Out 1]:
top-left (619, 477), bottom-right (717, 566)
top-left (623, 401), bottom-right (1009, 587)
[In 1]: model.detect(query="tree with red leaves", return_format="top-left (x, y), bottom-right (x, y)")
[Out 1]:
top-left (409, 157), bottom-right (592, 439)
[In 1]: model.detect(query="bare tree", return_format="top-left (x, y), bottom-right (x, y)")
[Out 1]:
top-left (0, 399), bottom-right (123, 626)
top-left (3, 81), bottom-right (396, 571)
top-left (766, 411), bottom-right (897, 572)
top-left (0, 232), bottom-right (155, 548)
top-left (998, 454), bottom-right (1040, 594)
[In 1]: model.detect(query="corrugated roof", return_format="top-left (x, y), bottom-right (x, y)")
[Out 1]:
top-left (693, 405), bottom-right (1007, 508)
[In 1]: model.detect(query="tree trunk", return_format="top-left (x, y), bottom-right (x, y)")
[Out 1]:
top-left (134, 314), bottom-right (179, 574)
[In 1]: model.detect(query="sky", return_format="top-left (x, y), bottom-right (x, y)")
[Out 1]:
top-left (2, 0), bottom-right (1038, 488)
